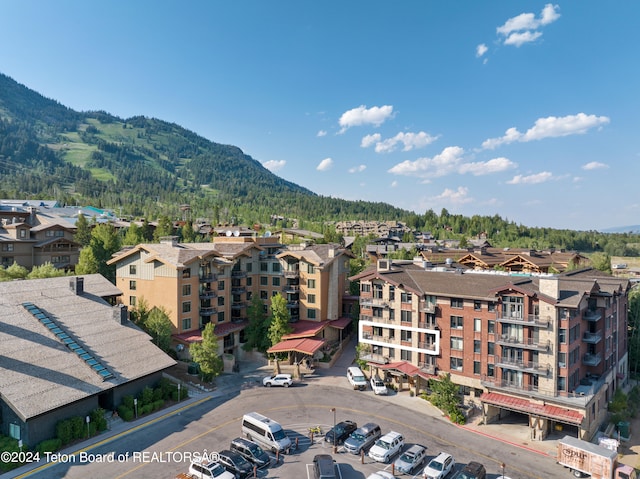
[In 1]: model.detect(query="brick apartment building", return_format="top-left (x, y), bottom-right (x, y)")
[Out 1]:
top-left (352, 258), bottom-right (631, 441)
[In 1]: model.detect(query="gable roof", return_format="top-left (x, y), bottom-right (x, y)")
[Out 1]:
top-left (0, 275), bottom-right (175, 421)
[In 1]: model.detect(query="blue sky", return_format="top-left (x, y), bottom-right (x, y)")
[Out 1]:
top-left (1, 1), bottom-right (638, 231)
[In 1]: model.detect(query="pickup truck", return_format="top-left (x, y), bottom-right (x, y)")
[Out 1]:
top-left (557, 435), bottom-right (637, 479)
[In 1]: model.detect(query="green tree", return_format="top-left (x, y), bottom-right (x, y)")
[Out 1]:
top-left (589, 252), bottom-right (612, 274)
top-left (427, 373), bottom-right (464, 423)
top-left (76, 223), bottom-right (121, 282)
top-left (153, 215), bottom-right (174, 241)
top-left (74, 214), bottom-right (92, 247)
top-left (144, 306), bottom-right (173, 351)
top-left (243, 295), bottom-right (271, 352)
top-left (268, 293), bottom-right (292, 346)
top-left (629, 288), bottom-right (640, 377)
top-left (5, 262), bottom-right (29, 280)
top-left (190, 322), bottom-right (223, 382)
top-left (123, 222), bottom-right (144, 246)
top-left (27, 262), bottom-right (67, 279)
top-left (180, 221), bottom-right (197, 243)
top-left (130, 297), bottom-right (151, 325)
top-left (76, 247), bottom-right (100, 275)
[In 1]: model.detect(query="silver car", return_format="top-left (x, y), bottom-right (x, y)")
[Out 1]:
top-left (394, 444), bottom-right (427, 474)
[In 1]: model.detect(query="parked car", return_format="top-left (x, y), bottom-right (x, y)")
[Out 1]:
top-left (370, 376), bottom-right (388, 395)
top-left (324, 420), bottom-right (357, 445)
top-left (368, 431), bottom-right (405, 463)
top-left (312, 453), bottom-right (337, 479)
top-left (217, 450), bottom-right (254, 478)
top-left (423, 452), bottom-right (455, 479)
top-left (451, 461), bottom-right (486, 479)
top-left (366, 472), bottom-right (398, 479)
top-left (229, 437), bottom-right (271, 469)
top-left (343, 422), bottom-right (382, 455)
top-left (188, 459), bottom-right (235, 479)
top-left (262, 373), bottom-right (293, 387)
top-left (394, 444), bottom-right (427, 474)
top-left (347, 366), bottom-right (368, 390)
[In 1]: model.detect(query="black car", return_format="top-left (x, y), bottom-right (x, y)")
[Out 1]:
top-left (452, 461), bottom-right (487, 479)
top-left (229, 437), bottom-right (271, 469)
top-left (324, 420), bottom-right (357, 445)
top-left (312, 454), bottom-right (337, 479)
top-left (217, 449), bottom-right (254, 478)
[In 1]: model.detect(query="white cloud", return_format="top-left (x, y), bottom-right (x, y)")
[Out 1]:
top-left (582, 161), bottom-right (609, 170)
top-left (476, 43), bottom-right (488, 57)
top-left (457, 157), bottom-right (517, 176)
top-left (390, 181), bottom-right (398, 188)
top-left (432, 186), bottom-right (473, 205)
top-left (361, 133), bottom-right (381, 148)
top-left (363, 131), bottom-right (439, 153)
top-left (262, 160), bottom-right (286, 172)
top-left (506, 171), bottom-right (553, 184)
top-left (348, 165), bottom-right (367, 173)
top-left (496, 4), bottom-right (560, 46)
top-left (316, 158), bottom-right (334, 171)
top-left (338, 105), bottom-right (394, 133)
top-left (388, 146), bottom-right (465, 178)
top-left (482, 113), bottom-right (610, 150)
top-left (317, 130), bottom-right (327, 137)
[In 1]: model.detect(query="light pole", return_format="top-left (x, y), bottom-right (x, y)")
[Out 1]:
top-left (501, 462), bottom-right (506, 478)
top-left (330, 407), bottom-right (336, 453)
top-left (178, 383), bottom-right (181, 402)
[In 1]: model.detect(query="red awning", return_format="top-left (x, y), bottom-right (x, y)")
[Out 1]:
top-left (172, 320), bottom-right (248, 343)
top-left (282, 320), bottom-right (328, 339)
top-left (329, 317), bottom-right (352, 329)
top-left (481, 392), bottom-right (584, 425)
top-left (267, 338), bottom-right (326, 355)
top-left (374, 361), bottom-right (435, 381)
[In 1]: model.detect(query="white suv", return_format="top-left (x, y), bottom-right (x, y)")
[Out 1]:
top-left (347, 366), bottom-right (368, 390)
top-left (188, 460), bottom-right (235, 478)
top-left (422, 452), bottom-right (455, 479)
top-left (368, 431), bottom-right (404, 463)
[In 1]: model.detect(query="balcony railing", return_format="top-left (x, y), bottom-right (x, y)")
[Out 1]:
top-left (286, 301), bottom-right (299, 309)
top-left (419, 301), bottom-right (436, 314)
top-left (231, 270), bottom-right (247, 278)
top-left (283, 284), bottom-right (300, 293)
top-left (283, 269), bottom-right (299, 278)
top-left (496, 335), bottom-right (550, 351)
top-left (199, 289), bottom-right (217, 300)
top-left (418, 362), bottom-right (436, 375)
top-left (369, 316), bottom-right (394, 324)
top-left (584, 309), bottom-right (602, 322)
top-left (361, 353), bottom-right (390, 364)
top-left (418, 342), bottom-right (436, 351)
top-left (231, 286), bottom-right (246, 294)
top-left (497, 312), bottom-right (551, 327)
top-left (200, 307), bottom-right (218, 316)
top-left (360, 298), bottom-right (389, 308)
top-left (583, 353), bottom-right (602, 366)
top-left (494, 357), bottom-right (550, 375)
top-left (418, 321), bottom-right (437, 330)
top-left (480, 377), bottom-right (539, 394)
top-left (231, 302), bottom-right (247, 310)
top-left (583, 331), bottom-right (603, 344)
top-left (199, 273), bottom-right (217, 282)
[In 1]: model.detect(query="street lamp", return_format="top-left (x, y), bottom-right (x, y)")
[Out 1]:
top-left (330, 408), bottom-right (336, 453)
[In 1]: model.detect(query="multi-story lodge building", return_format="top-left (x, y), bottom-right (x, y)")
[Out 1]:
top-left (352, 258), bottom-right (631, 441)
top-left (107, 235), bottom-right (353, 360)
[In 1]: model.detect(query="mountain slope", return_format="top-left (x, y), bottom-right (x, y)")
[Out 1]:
top-left (0, 72), bottom-right (409, 223)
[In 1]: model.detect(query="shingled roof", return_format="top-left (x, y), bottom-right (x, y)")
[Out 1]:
top-left (0, 274), bottom-right (176, 421)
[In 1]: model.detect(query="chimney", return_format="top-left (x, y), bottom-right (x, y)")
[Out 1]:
top-left (113, 304), bottom-right (128, 324)
top-left (328, 247), bottom-right (335, 258)
top-left (70, 277), bottom-right (84, 295)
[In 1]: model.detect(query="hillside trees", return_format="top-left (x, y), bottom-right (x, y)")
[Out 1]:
top-left (75, 223), bottom-right (121, 283)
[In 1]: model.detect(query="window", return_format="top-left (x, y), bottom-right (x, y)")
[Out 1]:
top-left (559, 328), bottom-right (567, 344)
top-left (450, 336), bottom-right (463, 350)
top-left (246, 277), bottom-right (252, 286)
top-left (19, 229), bottom-right (27, 238)
top-left (182, 318), bottom-right (191, 330)
top-left (217, 311), bottom-right (225, 323)
top-left (129, 265), bottom-right (137, 275)
top-left (260, 262), bottom-right (268, 272)
top-left (474, 340), bottom-right (481, 354)
top-left (182, 302), bottom-right (191, 313)
top-left (474, 361), bottom-right (481, 375)
top-left (373, 284), bottom-right (383, 299)
top-left (129, 296), bottom-right (137, 306)
top-left (272, 262), bottom-right (281, 273)
top-left (450, 298), bottom-right (463, 309)
top-left (474, 300), bottom-right (481, 311)
top-left (558, 352), bottom-right (567, 369)
top-left (474, 318), bottom-right (481, 332)
top-left (260, 276), bottom-right (268, 286)
top-left (487, 364), bottom-right (495, 377)
top-left (450, 357), bottom-right (463, 371)
top-left (488, 320), bottom-right (495, 334)
top-left (361, 283), bottom-right (371, 293)
top-left (129, 280), bottom-right (137, 291)
top-left (307, 279), bottom-right (316, 289)
top-left (308, 294), bottom-right (316, 304)
top-left (182, 284), bottom-right (191, 296)
top-left (260, 290), bottom-right (268, 300)
top-left (487, 342), bottom-right (495, 355)
top-left (218, 296), bottom-right (225, 306)
top-left (558, 376), bottom-right (566, 391)
top-left (401, 349), bottom-right (412, 361)
top-left (246, 263), bottom-right (252, 272)
top-left (246, 291), bottom-right (252, 300)
top-left (401, 310), bottom-right (412, 323)
top-left (307, 263), bottom-right (315, 274)
top-left (401, 330), bottom-right (412, 341)
top-left (488, 301), bottom-right (496, 312)
top-left (182, 269), bottom-right (191, 279)
top-left (218, 280), bottom-right (225, 291)
top-left (401, 292), bottom-right (412, 303)
top-left (272, 277), bottom-right (280, 287)
top-left (389, 309), bottom-right (395, 320)
top-left (569, 323), bottom-right (580, 343)
top-left (307, 309), bottom-right (317, 320)
top-left (1, 244), bottom-right (14, 252)
top-left (389, 286), bottom-right (395, 301)
top-left (450, 316), bottom-right (463, 329)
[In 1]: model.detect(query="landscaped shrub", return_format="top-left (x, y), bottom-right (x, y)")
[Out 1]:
top-left (141, 386), bottom-right (154, 406)
top-left (56, 419), bottom-right (73, 446)
top-left (35, 438), bottom-right (62, 454)
top-left (153, 399), bottom-right (164, 411)
top-left (69, 416), bottom-right (85, 440)
top-left (90, 408), bottom-right (108, 432)
top-left (141, 404), bottom-right (153, 415)
top-left (122, 395), bottom-right (135, 410)
top-left (117, 405), bottom-right (134, 422)
top-left (153, 387), bottom-right (163, 402)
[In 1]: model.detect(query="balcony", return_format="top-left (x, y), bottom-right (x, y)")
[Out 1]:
top-left (418, 362), bottom-right (436, 375)
top-left (496, 334), bottom-right (550, 351)
top-left (419, 301), bottom-right (437, 314)
top-left (200, 307), bottom-right (218, 316)
top-left (231, 302), bottom-right (247, 310)
top-left (418, 321), bottom-right (437, 330)
top-left (283, 269), bottom-right (299, 278)
top-left (583, 353), bottom-right (602, 367)
top-left (369, 315), bottom-right (395, 325)
top-left (199, 289), bottom-right (217, 300)
top-left (418, 341), bottom-right (436, 351)
top-left (494, 357), bottom-right (550, 375)
top-left (199, 273), bottom-right (217, 283)
top-left (231, 270), bottom-right (247, 278)
top-left (286, 301), bottom-right (299, 309)
top-left (361, 353), bottom-right (390, 364)
top-left (360, 297), bottom-right (389, 308)
top-left (583, 331), bottom-right (603, 344)
top-left (497, 312), bottom-right (551, 327)
top-left (584, 309), bottom-right (602, 322)
top-left (480, 377), bottom-right (539, 394)
top-left (231, 286), bottom-right (246, 294)
top-left (283, 284), bottom-right (299, 293)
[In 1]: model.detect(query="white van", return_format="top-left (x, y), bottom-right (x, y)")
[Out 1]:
top-left (347, 366), bottom-right (368, 390)
top-left (241, 412), bottom-right (292, 454)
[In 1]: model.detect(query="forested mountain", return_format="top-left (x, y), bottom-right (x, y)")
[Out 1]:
top-left (1, 72), bottom-right (638, 254)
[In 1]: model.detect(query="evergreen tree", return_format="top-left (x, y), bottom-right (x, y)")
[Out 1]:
top-left (180, 221), bottom-right (197, 243)
top-left (74, 214), bottom-right (92, 247)
top-left (144, 306), bottom-right (173, 351)
top-left (589, 252), bottom-right (612, 274)
top-left (153, 215), bottom-right (174, 241)
top-left (123, 222), bottom-right (144, 246)
top-left (76, 247), bottom-right (99, 275)
top-left (76, 223), bottom-right (121, 282)
top-left (27, 262), bottom-right (67, 279)
top-left (268, 293), bottom-right (292, 346)
top-left (190, 322), bottom-right (224, 382)
top-left (243, 295), bottom-right (271, 352)
top-left (0, 262), bottom-right (29, 281)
